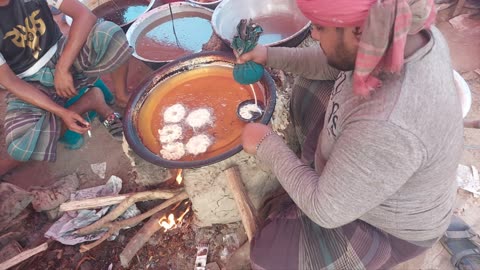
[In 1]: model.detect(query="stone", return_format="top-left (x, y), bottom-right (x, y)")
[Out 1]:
top-left (0, 241), bottom-right (22, 263)
top-left (206, 262), bottom-right (221, 270)
top-left (90, 162), bottom-right (107, 179)
top-left (122, 141), bottom-right (172, 187)
top-left (225, 242), bottom-right (251, 270)
top-left (0, 183), bottom-right (33, 232)
top-left (31, 173), bottom-right (79, 212)
top-left (183, 150), bottom-right (280, 226)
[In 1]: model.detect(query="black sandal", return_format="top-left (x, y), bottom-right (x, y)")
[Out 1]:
top-left (101, 112), bottom-right (123, 141)
top-left (441, 215), bottom-right (480, 270)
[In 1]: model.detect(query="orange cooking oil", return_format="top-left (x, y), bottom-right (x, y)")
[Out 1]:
top-left (137, 66), bottom-right (266, 161)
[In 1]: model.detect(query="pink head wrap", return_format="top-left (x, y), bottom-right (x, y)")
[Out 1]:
top-left (296, 0), bottom-right (436, 96)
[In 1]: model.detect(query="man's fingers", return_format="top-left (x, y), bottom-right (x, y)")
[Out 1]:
top-left (73, 114), bottom-right (89, 128)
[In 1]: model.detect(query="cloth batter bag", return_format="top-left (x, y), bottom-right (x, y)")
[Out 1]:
top-left (232, 19), bottom-right (264, 85)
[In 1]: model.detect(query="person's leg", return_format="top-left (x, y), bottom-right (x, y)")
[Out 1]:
top-left (110, 61), bottom-right (130, 107)
top-left (0, 156), bottom-right (23, 177)
top-left (69, 21), bottom-right (133, 107)
top-left (66, 87), bottom-right (113, 119)
top-left (250, 198), bottom-right (428, 270)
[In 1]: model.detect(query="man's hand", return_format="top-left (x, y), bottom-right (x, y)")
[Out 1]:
top-left (236, 45), bottom-right (268, 66)
top-left (54, 67), bottom-right (77, 98)
top-left (242, 123), bottom-right (272, 154)
top-left (59, 109), bottom-right (90, 134)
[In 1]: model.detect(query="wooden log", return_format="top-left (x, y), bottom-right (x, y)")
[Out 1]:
top-left (59, 194), bottom-right (129, 212)
top-left (118, 191), bottom-right (189, 267)
top-left (225, 166), bottom-right (259, 241)
top-left (0, 242), bottom-right (48, 270)
top-left (75, 189), bottom-right (183, 235)
top-left (118, 212), bottom-right (164, 268)
top-left (79, 191), bottom-right (189, 253)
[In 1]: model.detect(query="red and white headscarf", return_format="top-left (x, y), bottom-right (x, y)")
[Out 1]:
top-left (296, 0), bottom-right (436, 96)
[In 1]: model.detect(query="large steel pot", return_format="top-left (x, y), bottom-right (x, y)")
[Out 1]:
top-left (123, 51), bottom-right (277, 168)
top-left (212, 0), bottom-right (311, 48)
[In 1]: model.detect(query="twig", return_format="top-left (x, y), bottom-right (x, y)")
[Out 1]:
top-left (76, 189), bottom-right (183, 236)
top-left (60, 194), bottom-right (130, 212)
top-left (79, 191), bottom-right (189, 253)
top-left (0, 242), bottom-right (48, 270)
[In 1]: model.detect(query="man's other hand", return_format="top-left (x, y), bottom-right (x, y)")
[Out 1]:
top-left (242, 123), bottom-right (272, 155)
top-left (60, 109), bottom-right (90, 134)
top-left (54, 67), bottom-right (77, 98)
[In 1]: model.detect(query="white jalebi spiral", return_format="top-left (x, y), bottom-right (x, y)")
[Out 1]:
top-left (163, 104), bottom-right (187, 123)
top-left (160, 142), bottom-right (185, 160)
top-left (186, 108), bottom-right (213, 129)
top-left (186, 134), bottom-right (212, 155)
top-left (158, 124), bottom-right (183, 144)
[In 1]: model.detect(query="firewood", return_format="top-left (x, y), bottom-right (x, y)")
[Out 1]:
top-left (0, 242), bottom-right (48, 270)
top-left (118, 211), bottom-right (165, 268)
top-left (75, 189), bottom-right (183, 236)
top-left (59, 194), bottom-right (130, 212)
top-left (79, 191), bottom-right (188, 253)
top-left (225, 166), bottom-right (259, 241)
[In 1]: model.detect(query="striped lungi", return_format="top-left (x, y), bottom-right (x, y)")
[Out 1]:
top-left (4, 21), bottom-right (133, 162)
top-left (251, 198), bottom-right (428, 270)
top-left (290, 77), bottom-right (334, 166)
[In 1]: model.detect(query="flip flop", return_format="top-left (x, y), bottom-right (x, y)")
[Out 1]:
top-left (441, 215), bottom-right (480, 270)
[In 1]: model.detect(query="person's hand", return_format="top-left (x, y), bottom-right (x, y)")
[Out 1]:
top-left (54, 67), bottom-right (77, 98)
top-left (242, 123), bottom-right (272, 155)
top-left (59, 109), bottom-right (90, 134)
top-left (236, 45), bottom-right (268, 66)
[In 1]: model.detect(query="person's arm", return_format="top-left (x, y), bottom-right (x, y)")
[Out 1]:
top-left (266, 46), bottom-right (340, 81)
top-left (48, 0), bottom-right (96, 98)
top-left (253, 121), bottom-right (426, 228)
top-left (237, 44), bottom-right (339, 81)
top-left (0, 63), bottom-right (90, 134)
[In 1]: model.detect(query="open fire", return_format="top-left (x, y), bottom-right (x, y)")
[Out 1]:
top-left (158, 201), bottom-right (191, 232)
top-left (176, 169), bottom-right (183, 185)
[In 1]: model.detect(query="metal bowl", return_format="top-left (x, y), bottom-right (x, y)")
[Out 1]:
top-left (126, 2), bottom-right (214, 70)
top-left (212, 0), bottom-right (311, 48)
top-left (123, 51), bottom-right (277, 169)
top-left (187, 0), bottom-right (222, 10)
top-left (65, 0), bottom-right (156, 31)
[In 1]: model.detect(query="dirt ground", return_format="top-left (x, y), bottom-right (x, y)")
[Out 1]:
top-left (1, 4), bottom-right (480, 270)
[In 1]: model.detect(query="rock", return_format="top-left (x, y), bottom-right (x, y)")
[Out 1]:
top-left (0, 183), bottom-right (33, 232)
top-left (206, 262), bottom-right (221, 270)
top-left (31, 173), bottom-right (79, 212)
top-left (183, 151), bottom-right (280, 226)
top-left (122, 140), bottom-right (172, 187)
top-left (0, 241), bottom-right (22, 263)
top-left (90, 162), bottom-right (107, 179)
top-left (225, 242), bottom-right (250, 270)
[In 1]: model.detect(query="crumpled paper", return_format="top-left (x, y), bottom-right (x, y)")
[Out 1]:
top-left (456, 164), bottom-right (480, 197)
top-left (45, 175), bottom-right (141, 245)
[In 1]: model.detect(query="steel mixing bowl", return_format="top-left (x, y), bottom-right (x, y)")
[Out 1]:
top-left (211, 0), bottom-right (311, 48)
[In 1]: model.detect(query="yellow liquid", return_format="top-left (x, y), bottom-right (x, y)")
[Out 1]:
top-left (137, 66), bottom-right (266, 161)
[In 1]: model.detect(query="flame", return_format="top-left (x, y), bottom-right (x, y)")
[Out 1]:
top-left (159, 214), bottom-right (176, 231)
top-left (158, 203), bottom-right (191, 232)
top-left (176, 169), bottom-right (183, 185)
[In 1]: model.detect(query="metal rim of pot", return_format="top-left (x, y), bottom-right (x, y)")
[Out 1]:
top-left (126, 1), bottom-right (214, 69)
top-left (211, 0), bottom-right (312, 48)
top-left (123, 51), bottom-right (277, 169)
top-left (64, 0), bottom-right (156, 30)
top-left (186, 0), bottom-right (223, 10)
